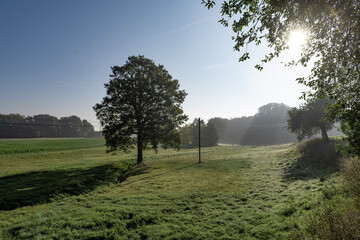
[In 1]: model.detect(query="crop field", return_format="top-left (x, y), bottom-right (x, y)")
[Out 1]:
top-left (0, 138), bottom-right (340, 239)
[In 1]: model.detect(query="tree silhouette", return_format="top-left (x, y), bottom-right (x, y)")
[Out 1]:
top-left (93, 56), bottom-right (187, 164)
top-left (287, 98), bottom-right (334, 141)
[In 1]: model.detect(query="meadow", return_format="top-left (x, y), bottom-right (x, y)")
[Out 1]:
top-left (0, 138), bottom-right (341, 239)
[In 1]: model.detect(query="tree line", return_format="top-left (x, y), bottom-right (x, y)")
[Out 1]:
top-left (0, 114), bottom-right (96, 138)
top-left (180, 119), bottom-right (219, 148)
top-left (208, 103), bottom-right (297, 145)
top-left (206, 102), bottom-right (342, 146)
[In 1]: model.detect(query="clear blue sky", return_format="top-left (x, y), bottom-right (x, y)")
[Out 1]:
top-left (0, 0), bottom-right (310, 130)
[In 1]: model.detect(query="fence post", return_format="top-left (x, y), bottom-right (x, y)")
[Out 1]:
top-left (198, 117), bottom-right (201, 164)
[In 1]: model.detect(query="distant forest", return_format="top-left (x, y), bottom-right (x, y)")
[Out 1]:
top-left (209, 103), bottom-right (342, 146)
top-left (1, 103), bottom-right (342, 142)
top-left (0, 114), bottom-right (96, 138)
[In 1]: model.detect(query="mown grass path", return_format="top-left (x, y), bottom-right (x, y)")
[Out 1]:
top-left (0, 139), bottom-right (335, 239)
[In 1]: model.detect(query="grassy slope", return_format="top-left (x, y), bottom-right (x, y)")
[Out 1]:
top-left (0, 138), bottom-right (340, 239)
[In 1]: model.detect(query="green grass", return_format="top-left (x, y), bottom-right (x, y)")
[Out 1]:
top-left (305, 155), bottom-right (360, 239)
top-left (0, 138), bottom-right (342, 239)
top-left (0, 138), bottom-right (106, 154)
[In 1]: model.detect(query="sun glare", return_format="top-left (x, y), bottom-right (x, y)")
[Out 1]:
top-left (288, 29), bottom-right (307, 50)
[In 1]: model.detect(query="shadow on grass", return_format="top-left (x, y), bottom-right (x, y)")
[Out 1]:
top-left (118, 163), bottom-right (195, 186)
top-left (0, 165), bottom-right (116, 211)
top-left (0, 159), bottom-right (208, 211)
top-left (116, 163), bottom-right (151, 183)
top-left (284, 138), bottom-right (343, 180)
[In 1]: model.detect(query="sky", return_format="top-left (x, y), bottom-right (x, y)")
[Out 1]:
top-left (0, 0), bottom-right (311, 130)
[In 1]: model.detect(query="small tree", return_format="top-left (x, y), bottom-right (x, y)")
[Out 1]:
top-left (287, 98), bottom-right (334, 141)
top-left (93, 56), bottom-right (188, 164)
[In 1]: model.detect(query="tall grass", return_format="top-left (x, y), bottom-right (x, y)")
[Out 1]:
top-left (307, 156), bottom-right (360, 239)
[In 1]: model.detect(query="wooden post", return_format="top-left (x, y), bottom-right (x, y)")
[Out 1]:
top-left (198, 117), bottom-right (201, 164)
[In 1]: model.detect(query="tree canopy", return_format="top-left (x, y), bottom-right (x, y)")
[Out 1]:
top-left (202, 0), bottom-right (360, 154)
top-left (93, 56), bottom-right (188, 164)
top-left (287, 98), bottom-right (334, 141)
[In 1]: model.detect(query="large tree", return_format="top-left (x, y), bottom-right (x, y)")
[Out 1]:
top-left (202, 0), bottom-right (360, 154)
top-left (287, 98), bottom-right (334, 141)
top-left (93, 56), bottom-right (188, 164)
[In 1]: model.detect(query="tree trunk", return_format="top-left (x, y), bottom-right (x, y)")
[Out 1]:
top-left (320, 126), bottom-right (329, 142)
top-left (137, 137), bottom-right (143, 164)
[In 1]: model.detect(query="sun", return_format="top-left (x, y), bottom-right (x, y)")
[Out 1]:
top-left (288, 29), bottom-right (307, 50)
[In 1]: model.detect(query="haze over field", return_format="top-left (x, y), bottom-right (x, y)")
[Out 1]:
top-left (0, 0), bottom-right (310, 130)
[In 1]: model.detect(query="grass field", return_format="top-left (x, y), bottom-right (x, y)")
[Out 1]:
top-left (0, 138), bottom-right (341, 239)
